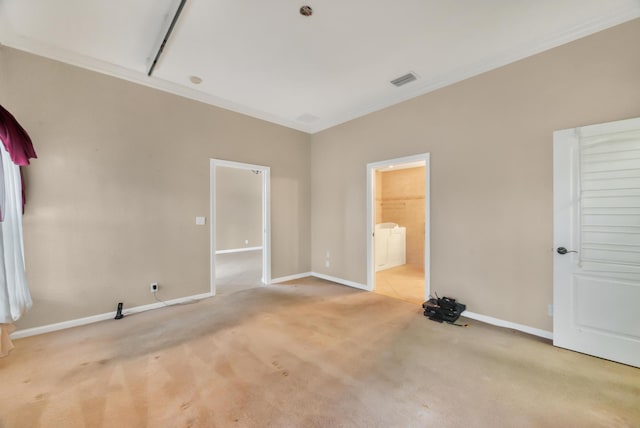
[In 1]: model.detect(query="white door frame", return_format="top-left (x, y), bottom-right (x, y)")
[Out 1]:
top-left (366, 153), bottom-right (431, 299)
top-left (210, 159), bottom-right (271, 295)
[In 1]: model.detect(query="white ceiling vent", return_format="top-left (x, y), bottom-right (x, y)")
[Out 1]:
top-left (297, 113), bottom-right (319, 123)
top-left (390, 72), bottom-right (418, 87)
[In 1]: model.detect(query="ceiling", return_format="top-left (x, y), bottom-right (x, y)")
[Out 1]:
top-left (1, 1), bottom-right (639, 133)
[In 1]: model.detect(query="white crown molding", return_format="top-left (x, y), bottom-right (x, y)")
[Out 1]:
top-left (2, 6), bottom-right (639, 134)
top-left (0, 33), bottom-right (314, 134)
top-left (307, 6), bottom-right (640, 133)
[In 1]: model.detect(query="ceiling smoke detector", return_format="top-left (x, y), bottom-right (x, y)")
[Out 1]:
top-left (300, 6), bottom-right (313, 16)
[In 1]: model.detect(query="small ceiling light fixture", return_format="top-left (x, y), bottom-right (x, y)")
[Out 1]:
top-left (300, 5), bottom-right (313, 16)
top-left (189, 75), bottom-right (203, 84)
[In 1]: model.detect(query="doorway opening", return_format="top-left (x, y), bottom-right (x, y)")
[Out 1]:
top-left (210, 159), bottom-right (271, 296)
top-left (367, 154), bottom-right (430, 305)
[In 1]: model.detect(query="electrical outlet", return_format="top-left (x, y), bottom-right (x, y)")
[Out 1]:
top-left (548, 304), bottom-right (553, 317)
top-left (325, 260), bottom-right (330, 268)
top-left (150, 282), bottom-right (158, 293)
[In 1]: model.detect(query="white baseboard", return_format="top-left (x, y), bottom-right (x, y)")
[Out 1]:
top-left (304, 273), bottom-right (552, 340)
top-left (271, 272), bottom-right (312, 284)
top-left (11, 292), bottom-right (214, 339)
top-left (461, 311), bottom-right (553, 340)
top-left (215, 246), bottom-right (262, 255)
top-left (270, 271), bottom-right (369, 291)
top-left (310, 272), bottom-right (370, 291)
top-left (270, 271), bottom-right (369, 292)
top-left (11, 279), bottom-right (552, 343)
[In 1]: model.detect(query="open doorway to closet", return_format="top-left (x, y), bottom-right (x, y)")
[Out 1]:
top-left (367, 154), bottom-right (430, 305)
top-left (210, 159), bottom-right (271, 296)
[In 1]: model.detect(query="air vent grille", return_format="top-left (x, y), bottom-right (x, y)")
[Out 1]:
top-left (297, 113), bottom-right (319, 123)
top-left (390, 72), bottom-right (418, 87)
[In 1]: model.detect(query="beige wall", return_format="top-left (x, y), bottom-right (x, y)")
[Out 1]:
top-left (0, 46), bottom-right (311, 329)
top-left (311, 19), bottom-right (640, 331)
top-left (216, 166), bottom-right (262, 251)
top-left (2, 19), bottom-right (639, 333)
top-left (379, 167), bottom-right (425, 266)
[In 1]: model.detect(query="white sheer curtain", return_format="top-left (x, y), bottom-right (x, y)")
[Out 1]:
top-left (0, 142), bottom-right (31, 357)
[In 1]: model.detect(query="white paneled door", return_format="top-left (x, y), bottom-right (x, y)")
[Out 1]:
top-left (553, 117), bottom-right (640, 368)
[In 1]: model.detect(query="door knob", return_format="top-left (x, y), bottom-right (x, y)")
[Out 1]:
top-left (557, 247), bottom-right (578, 255)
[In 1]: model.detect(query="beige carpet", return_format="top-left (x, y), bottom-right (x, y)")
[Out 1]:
top-left (1, 277), bottom-right (639, 427)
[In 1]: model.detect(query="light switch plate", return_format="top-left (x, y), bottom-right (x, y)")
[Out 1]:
top-left (195, 216), bottom-right (206, 225)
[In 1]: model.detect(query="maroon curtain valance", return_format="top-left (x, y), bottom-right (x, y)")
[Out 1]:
top-left (0, 105), bottom-right (38, 218)
top-left (0, 105), bottom-right (37, 166)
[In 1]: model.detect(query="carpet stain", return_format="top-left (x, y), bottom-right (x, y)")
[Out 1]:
top-left (1, 279), bottom-right (639, 427)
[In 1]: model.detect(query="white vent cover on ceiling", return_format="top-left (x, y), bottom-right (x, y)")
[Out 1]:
top-left (296, 113), bottom-right (319, 123)
top-left (390, 72), bottom-right (418, 87)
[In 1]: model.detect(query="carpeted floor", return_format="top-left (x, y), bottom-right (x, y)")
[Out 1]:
top-left (1, 277), bottom-right (639, 427)
top-left (215, 249), bottom-right (263, 295)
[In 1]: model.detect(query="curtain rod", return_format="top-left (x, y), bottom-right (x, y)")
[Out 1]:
top-left (147, 0), bottom-right (188, 77)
